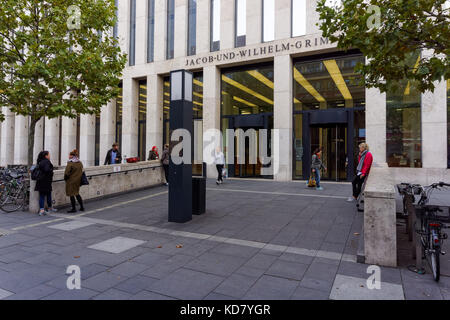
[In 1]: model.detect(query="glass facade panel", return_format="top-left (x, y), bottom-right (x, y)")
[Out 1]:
top-left (147, 0), bottom-right (155, 63)
top-left (129, 0), bottom-right (136, 66)
top-left (187, 0), bottom-right (197, 56)
top-left (263, 0), bottom-right (274, 42)
top-left (211, 0), bottom-right (220, 51)
top-left (386, 52), bottom-right (422, 168)
top-left (166, 0), bottom-right (175, 59)
top-left (115, 83), bottom-right (123, 149)
top-left (138, 80), bottom-right (147, 161)
top-left (235, 0), bottom-right (246, 47)
top-left (292, 0), bottom-right (306, 37)
top-left (113, 0), bottom-right (119, 40)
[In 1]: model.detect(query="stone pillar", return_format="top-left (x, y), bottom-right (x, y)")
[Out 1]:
top-left (220, 0), bottom-right (235, 49)
top-left (246, 0), bottom-right (262, 45)
top-left (0, 108), bottom-right (15, 166)
top-left (100, 100), bottom-right (116, 166)
top-left (274, 55), bottom-right (293, 181)
top-left (274, 0), bottom-right (290, 40)
top-left (196, 0), bottom-right (210, 54)
top-left (14, 115), bottom-right (29, 165)
top-left (117, 0), bottom-right (129, 56)
top-left (306, 0), bottom-right (321, 35)
top-left (147, 74), bottom-right (164, 153)
top-left (174, 0), bottom-right (188, 58)
top-left (365, 87), bottom-right (387, 166)
top-left (154, 0), bottom-right (167, 62)
top-left (60, 117), bottom-right (77, 165)
top-left (122, 77), bottom-right (139, 158)
top-left (33, 118), bottom-right (45, 163)
top-left (422, 78), bottom-right (447, 168)
top-left (135, 0), bottom-right (147, 65)
top-left (203, 65), bottom-right (221, 178)
top-left (44, 117), bottom-right (60, 167)
top-left (79, 114), bottom-right (96, 167)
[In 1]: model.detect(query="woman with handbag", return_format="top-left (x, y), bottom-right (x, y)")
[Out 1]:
top-left (64, 149), bottom-right (85, 213)
top-left (34, 151), bottom-right (57, 216)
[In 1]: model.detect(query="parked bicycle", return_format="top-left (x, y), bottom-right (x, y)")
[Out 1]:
top-left (398, 182), bottom-right (450, 281)
top-left (0, 168), bottom-right (30, 213)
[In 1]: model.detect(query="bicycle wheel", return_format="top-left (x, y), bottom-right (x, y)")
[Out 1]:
top-left (0, 186), bottom-right (25, 213)
top-left (431, 250), bottom-right (440, 282)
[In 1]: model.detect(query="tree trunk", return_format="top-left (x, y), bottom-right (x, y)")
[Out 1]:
top-left (27, 117), bottom-right (37, 167)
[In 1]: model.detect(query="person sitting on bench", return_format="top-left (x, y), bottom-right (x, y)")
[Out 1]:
top-left (347, 143), bottom-right (373, 202)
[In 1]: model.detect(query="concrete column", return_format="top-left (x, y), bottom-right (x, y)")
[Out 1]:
top-left (306, 0), bottom-right (321, 35)
top-left (154, 0), bottom-right (167, 62)
top-left (246, 0), bottom-right (262, 45)
top-left (60, 117), bottom-right (77, 165)
top-left (220, 0), bottom-right (235, 49)
top-left (117, 0), bottom-right (130, 56)
top-left (14, 115), bottom-right (29, 165)
top-left (274, 55), bottom-right (293, 181)
top-left (203, 65), bottom-right (221, 178)
top-left (422, 78), bottom-right (447, 168)
top-left (44, 117), bottom-right (60, 167)
top-left (79, 114), bottom-right (96, 167)
top-left (274, 0), bottom-right (290, 40)
top-left (122, 77), bottom-right (139, 158)
top-left (135, 0), bottom-right (147, 65)
top-left (147, 74), bottom-right (164, 153)
top-left (174, 0), bottom-right (188, 58)
top-left (365, 87), bottom-right (387, 166)
top-left (0, 108), bottom-right (15, 166)
top-left (33, 118), bottom-right (45, 163)
top-left (100, 100), bottom-right (116, 166)
top-left (196, 0), bottom-right (210, 54)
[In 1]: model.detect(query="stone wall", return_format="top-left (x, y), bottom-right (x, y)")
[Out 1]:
top-left (29, 160), bottom-right (164, 212)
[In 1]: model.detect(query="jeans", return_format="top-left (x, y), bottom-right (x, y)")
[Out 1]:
top-left (39, 191), bottom-right (52, 210)
top-left (313, 169), bottom-right (321, 188)
top-left (216, 164), bottom-right (224, 182)
top-left (352, 174), bottom-right (366, 198)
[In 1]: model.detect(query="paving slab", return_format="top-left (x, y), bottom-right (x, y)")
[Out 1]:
top-left (48, 221), bottom-right (95, 231)
top-left (88, 237), bottom-right (146, 254)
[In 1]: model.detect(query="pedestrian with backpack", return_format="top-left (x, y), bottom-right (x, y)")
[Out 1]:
top-left (34, 151), bottom-right (57, 216)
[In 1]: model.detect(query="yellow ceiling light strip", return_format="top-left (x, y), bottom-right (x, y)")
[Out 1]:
top-left (293, 68), bottom-right (326, 103)
top-left (164, 92), bottom-right (170, 97)
top-left (404, 55), bottom-right (421, 96)
top-left (164, 82), bottom-right (170, 87)
top-left (194, 92), bottom-right (203, 98)
top-left (221, 75), bottom-right (273, 105)
top-left (323, 60), bottom-right (353, 101)
top-left (193, 79), bottom-right (203, 87)
top-left (247, 71), bottom-right (274, 89)
top-left (193, 101), bottom-right (203, 106)
top-left (233, 96), bottom-right (257, 107)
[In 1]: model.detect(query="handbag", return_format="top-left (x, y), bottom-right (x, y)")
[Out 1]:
top-left (308, 172), bottom-right (316, 188)
top-left (80, 172), bottom-right (89, 186)
top-left (30, 164), bottom-right (41, 181)
top-left (222, 167), bottom-right (228, 179)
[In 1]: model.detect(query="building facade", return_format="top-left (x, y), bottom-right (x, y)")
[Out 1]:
top-left (0, 0), bottom-right (449, 182)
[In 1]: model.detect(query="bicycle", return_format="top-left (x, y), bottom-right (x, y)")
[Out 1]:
top-left (0, 171), bottom-right (29, 213)
top-left (411, 182), bottom-right (450, 282)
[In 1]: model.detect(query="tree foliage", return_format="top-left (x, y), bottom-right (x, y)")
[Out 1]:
top-left (0, 0), bottom-right (127, 165)
top-left (316, 0), bottom-right (450, 93)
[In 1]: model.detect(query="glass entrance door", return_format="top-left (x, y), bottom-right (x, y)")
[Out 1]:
top-left (310, 125), bottom-right (347, 181)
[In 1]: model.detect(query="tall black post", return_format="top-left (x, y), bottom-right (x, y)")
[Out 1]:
top-left (168, 70), bottom-right (193, 223)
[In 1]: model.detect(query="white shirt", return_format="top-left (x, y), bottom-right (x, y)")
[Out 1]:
top-left (214, 151), bottom-right (225, 165)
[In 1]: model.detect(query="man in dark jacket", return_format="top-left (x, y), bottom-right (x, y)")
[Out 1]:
top-left (104, 143), bottom-right (122, 165)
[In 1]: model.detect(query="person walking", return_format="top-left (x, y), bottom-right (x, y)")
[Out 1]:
top-left (160, 144), bottom-right (169, 186)
top-left (215, 147), bottom-right (225, 185)
top-left (104, 143), bottom-right (122, 165)
top-left (347, 143), bottom-right (373, 202)
top-left (311, 148), bottom-right (326, 191)
top-left (35, 151), bottom-right (56, 216)
top-left (64, 149), bottom-right (85, 213)
top-left (148, 146), bottom-right (159, 160)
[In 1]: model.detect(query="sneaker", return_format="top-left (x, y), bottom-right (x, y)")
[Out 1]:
top-left (216, 180), bottom-right (220, 185)
top-left (67, 208), bottom-right (77, 213)
top-left (46, 207), bottom-right (58, 214)
top-left (347, 197), bottom-right (355, 202)
top-left (38, 209), bottom-right (46, 216)
top-left (165, 182), bottom-right (169, 186)
top-left (316, 186), bottom-right (323, 191)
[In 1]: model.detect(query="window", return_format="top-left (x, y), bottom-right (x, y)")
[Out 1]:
top-left (187, 0), bottom-right (197, 56)
top-left (386, 52), bottom-right (422, 168)
top-left (262, 0), bottom-right (274, 42)
top-left (166, 0), bottom-right (175, 59)
top-left (235, 0), bottom-right (246, 47)
top-left (292, 0), bottom-right (306, 37)
top-left (129, 0), bottom-right (136, 66)
top-left (113, 0), bottom-right (118, 40)
top-left (116, 83), bottom-right (123, 149)
top-left (147, 0), bottom-right (155, 63)
top-left (94, 114), bottom-right (100, 166)
top-left (138, 80), bottom-right (147, 161)
top-left (210, 0), bottom-right (220, 51)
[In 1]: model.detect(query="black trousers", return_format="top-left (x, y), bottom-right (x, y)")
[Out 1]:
top-left (70, 195), bottom-right (83, 209)
top-left (352, 175), bottom-right (366, 198)
top-left (216, 164), bottom-right (224, 182)
top-left (163, 164), bottom-right (169, 183)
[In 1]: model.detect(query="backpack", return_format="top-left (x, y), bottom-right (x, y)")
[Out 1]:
top-left (30, 164), bottom-right (41, 181)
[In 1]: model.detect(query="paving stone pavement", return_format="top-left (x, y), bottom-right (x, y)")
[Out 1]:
top-left (0, 178), bottom-right (448, 300)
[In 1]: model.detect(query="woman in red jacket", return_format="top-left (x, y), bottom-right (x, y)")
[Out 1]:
top-left (347, 143), bottom-right (373, 202)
